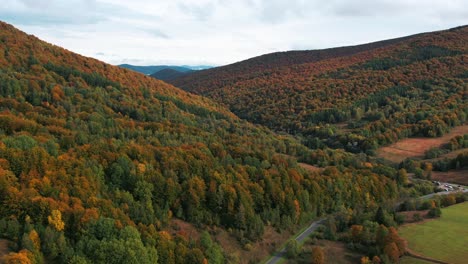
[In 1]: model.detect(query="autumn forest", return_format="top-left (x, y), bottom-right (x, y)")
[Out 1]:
top-left (0, 20), bottom-right (467, 264)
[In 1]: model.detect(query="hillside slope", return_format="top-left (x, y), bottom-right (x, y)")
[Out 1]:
top-left (151, 68), bottom-right (192, 81)
top-left (0, 21), bottom-right (401, 263)
top-left (171, 26), bottom-right (468, 153)
top-left (170, 30), bottom-right (435, 93)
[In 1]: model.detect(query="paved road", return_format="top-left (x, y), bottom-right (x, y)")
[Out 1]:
top-left (265, 181), bottom-right (467, 264)
top-left (265, 218), bottom-right (325, 264)
top-left (419, 181), bottom-right (467, 200)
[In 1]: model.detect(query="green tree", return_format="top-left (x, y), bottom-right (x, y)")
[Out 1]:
top-left (286, 239), bottom-right (300, 259)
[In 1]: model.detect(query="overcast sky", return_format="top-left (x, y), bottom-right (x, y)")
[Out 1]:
top-left (1, 0), bottom-right (467, 66)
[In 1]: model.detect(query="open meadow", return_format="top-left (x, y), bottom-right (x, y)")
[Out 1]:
top-left (377, 125), bottom-right (468, 163)
top-left (430, 169), bottom-right (468, 185)
top-left (398, 202), bottom-right (468, 264)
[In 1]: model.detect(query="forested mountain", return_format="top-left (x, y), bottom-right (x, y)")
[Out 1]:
top-left (171, 26), bottom-right (468, 154)
top-left (171, 32), bottom-right (425, 90)
top-left (0, 21), bottom-right (406, 263)
top-left (118, 64), bottom-right (209, 75)
top-left (151, 68), bottom-right (192, 81)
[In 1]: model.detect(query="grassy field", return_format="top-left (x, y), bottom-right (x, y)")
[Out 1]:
top-left (377, 125), bottom-right (468, 163)
top-left (399, 202), bottom-right (468, 264)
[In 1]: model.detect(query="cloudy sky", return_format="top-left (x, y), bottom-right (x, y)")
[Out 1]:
top-left (1, 0), bottom-right (467, 66)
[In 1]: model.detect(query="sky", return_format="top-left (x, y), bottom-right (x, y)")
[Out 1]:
top-left (1, 0), bottom-right (467, 66)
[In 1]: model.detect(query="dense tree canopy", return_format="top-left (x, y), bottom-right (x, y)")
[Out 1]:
top-left (172, 26), bottom-right (468, 153)
top-left (0, 21), bottom-right (406, 263)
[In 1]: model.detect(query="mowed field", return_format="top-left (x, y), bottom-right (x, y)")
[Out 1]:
top-left (377, 125), bottom-right (468, 163)
top-left (398, 202), bottom-right (468, 264)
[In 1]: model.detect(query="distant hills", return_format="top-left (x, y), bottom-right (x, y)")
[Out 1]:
top-left (170, 26), bottom-right (468, 153)
top-left (150, 68), bottom-right (191, 81)
top-left (118, 64), bottom-right (212, 75)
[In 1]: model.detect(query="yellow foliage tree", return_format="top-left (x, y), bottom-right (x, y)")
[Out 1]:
top-left (29, 230), bottom-right (40, 251)
top-left (3, 250), bottom-right (32, 264)
top-left (48, 210), bottom-right (65, 231)
top-left (360, 256), bottom-right (371, 264)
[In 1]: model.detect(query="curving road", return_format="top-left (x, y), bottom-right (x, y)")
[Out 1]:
top-left (265, 181), bottom-right (466, 264)
top-left (265, 218), bottom-right (325, 264)
top-left (419, 182), bottom-right (467, 200)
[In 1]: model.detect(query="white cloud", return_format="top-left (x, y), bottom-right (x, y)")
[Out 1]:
top-left (0, 0), bottom-right (466, 66)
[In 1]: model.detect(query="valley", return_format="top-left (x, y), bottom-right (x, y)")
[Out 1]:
top-left (0, 17), bottom-right (466, 264)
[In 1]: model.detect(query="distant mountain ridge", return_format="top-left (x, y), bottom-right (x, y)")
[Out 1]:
top-left (150, 68), bottom-right (192, 81)
top-left (170, 25), bottom-right (467, 96)
top-left (118, 64), bottom-right (212, 75)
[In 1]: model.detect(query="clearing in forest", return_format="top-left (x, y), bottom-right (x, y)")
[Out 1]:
top-left (377, 125), bottom-right (468, 163)
top-left (292, 240), bottom-right (361, 264)
top-left (398, 202), bottom-right (468, 264)
top-left (430, 169), bottom-right (468, 186)
top-left (298, 163), bottom-right (323, 173)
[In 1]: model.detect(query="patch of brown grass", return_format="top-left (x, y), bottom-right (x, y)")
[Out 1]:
top-left (431, 169), bottom-right (468, 185)
top-left (398, 210), bottom-right (430, 223)
top-left (215, 226), bottom-right (295, 264)
top-left (298, 163), bottom-right (323, 173)
top-left (167, 219), bottom-right (201, 242)
top-left (422, 148), bottom-right (468, 163)
top-left (377, 125), bottom-right (468, 163)
top-left (0, 239), bottom-right (13, 263)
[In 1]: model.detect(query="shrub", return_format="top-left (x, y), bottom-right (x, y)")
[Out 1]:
top-left (427, 207), bottom-right (442, 218)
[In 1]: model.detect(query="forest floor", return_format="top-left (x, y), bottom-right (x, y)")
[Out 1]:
top-left (168, 219), bottom-right (295, 264)
top-left (288, 240), bottom-right (361, 264)
top-left (376, 125), bottom-right (468, 163)
top-left (0, 239), bottom-right (12, 264)
top-left (398, 202), bottom-right (468, 264)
